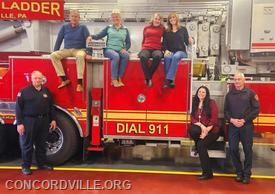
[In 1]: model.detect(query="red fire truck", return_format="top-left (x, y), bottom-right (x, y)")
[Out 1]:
top-left (1, 0), bottom-right (275, 165)
top-left (0, 54), bottom-right (275, 165)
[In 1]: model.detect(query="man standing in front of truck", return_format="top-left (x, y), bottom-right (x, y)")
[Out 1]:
top-left (224, 72), bottom-right (260, 184)
top-left (50, 9), bottom-right (90, 92)
top-left (16, 71), bottom-right (56, 175)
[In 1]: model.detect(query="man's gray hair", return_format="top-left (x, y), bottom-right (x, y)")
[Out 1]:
top-left (31, 70), bottom-right (43, 78)
top-left (70, 9), bottom-right (80, 16)
top-left (234, 72), bottom-right (245, 78)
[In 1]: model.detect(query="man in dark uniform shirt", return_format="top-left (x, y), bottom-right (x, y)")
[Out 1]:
top-left (16, 71), bottom-right (56, 175)
top-left (224, 72), bottom-right (260, 184)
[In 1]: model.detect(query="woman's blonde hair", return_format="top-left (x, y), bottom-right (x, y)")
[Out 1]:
top-left (167, 12), bottom-right (180, 32)
top-left (111, 9), bottom-right (121, 18)
top-left (149, 13), bottom-right (163, 26)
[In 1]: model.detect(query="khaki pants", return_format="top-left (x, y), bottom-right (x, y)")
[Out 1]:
top-left (50, 48), bottom-right (86, 79)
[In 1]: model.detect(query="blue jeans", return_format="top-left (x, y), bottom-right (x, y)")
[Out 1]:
top-left (104, 48), bottom-right (129, 80)
top-left (164, 51), bottom-right (187, 80)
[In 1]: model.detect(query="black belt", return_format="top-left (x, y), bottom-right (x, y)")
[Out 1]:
top-left (25, 114), bottom-right (48, 119)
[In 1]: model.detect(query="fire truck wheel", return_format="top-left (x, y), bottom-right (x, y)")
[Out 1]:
top-left (0, 125), bottom-right (7, 155)
top-left (46, 112), bottom-right (79, 165)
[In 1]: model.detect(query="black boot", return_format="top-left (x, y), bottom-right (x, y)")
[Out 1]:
top-left (197, 173), bottom-right (213, 180)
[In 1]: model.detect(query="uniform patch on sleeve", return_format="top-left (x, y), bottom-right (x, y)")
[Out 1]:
top-left (254, 94), bottom-right (259, 101)
top-left (17, 92), bottom-right (21, 97)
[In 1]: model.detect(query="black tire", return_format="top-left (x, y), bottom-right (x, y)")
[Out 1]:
top-left (0, 125), bottom-right (7, 155)
top-left (46, 112), bottom-right (80, 165)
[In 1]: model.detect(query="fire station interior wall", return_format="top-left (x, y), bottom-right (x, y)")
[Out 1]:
top-left (0, 21), bottom-right (29, 52)
top-left (0, 21), bottom-right (147, 55)
top-left (251, 0), bottom-right (275, 53)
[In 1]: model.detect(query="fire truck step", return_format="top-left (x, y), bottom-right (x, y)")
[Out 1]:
top-left (208, 150), bottom-right (227, 158)
top-left (190, 149), bottom-right (226, 158)
top-left (190, 136), bottom-right (226, 158)
top-left (145, 141), bottom-right (181, 148)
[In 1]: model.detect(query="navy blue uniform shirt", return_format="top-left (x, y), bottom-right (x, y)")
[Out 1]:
top-left (16, 84), bottom-right (56, 125)
top-left (224, 86), bottom-right (260, 123)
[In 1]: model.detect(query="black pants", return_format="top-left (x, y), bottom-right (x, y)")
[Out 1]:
top-left (138, 49), bottom-right (163, 80)
top-left (19, 116), bottom-right (49, 168)
top-left (228, 123), bottom-right (253, 178)
top-left (189, 124), bottom-right (219, 175)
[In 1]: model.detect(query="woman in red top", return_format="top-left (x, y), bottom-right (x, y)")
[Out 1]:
top-left (189, 85), bottom-right (220, 180)
top-left (138, 13), bottom-right (165, 86)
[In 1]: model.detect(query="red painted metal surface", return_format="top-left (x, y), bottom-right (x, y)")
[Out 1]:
top-left (246, 82), bottom-right (275, 133)
top-left (103, 60), bottom-right (191, 139)
top-left (1, 55), bottom-right (275, 143)
top-left (89, 88), bottom-right (104, 150)
top-left (4, 56), bottom-right (88, 135)
top-left (0, 67), bottom-right (12, 100)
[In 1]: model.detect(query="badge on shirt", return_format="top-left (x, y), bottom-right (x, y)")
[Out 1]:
top-left (254, 94), bottom-right (259, 101)
top-left (43, 93), bottom-right (48, 98)
top-left (17, 92), bottom-right (21, 97)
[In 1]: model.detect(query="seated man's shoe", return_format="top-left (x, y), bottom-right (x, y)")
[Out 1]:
top-left (22, 167), bottom-right (32, 175)
top-left (197, 173), bottom-right (213, 180)
top-left (58, 79), bottom-right (71, 89)
top-left (37, 165), bottom-right (53, 171)
top-left (76, 84), bottom-right (83, 92)
top-left (235, 174), bottom-right (243, 182)
top-left (242, 177), bottom-right (250, 184)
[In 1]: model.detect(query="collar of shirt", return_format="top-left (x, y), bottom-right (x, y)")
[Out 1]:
top-left (231, 87), bottom-right (248, 94)
top-left (30, 84), bottom-right (43, 92)
top-left (111, 24), bottom-right (125, 30)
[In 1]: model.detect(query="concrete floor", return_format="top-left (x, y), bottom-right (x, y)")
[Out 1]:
top-left (0, 169), bottom-right (275, 194)
top-left (0, 132), bottom-right (274, 194)
top-left (0, 133), bottom-right (274, 178)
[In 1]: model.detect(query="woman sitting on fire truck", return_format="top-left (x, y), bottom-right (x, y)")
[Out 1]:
top-left (188, 86), bottom-right (220, 180)
top-left (138, 13), bottom-right (165, 87)
top-left (89, 9), bottom-right (131, 87)
top-left (162, 12), bottom-right (192, 88)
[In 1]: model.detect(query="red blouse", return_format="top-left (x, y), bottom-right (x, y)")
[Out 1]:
top-left (141, 25), bottom-right (165, 50)
top-left (191, 99), bottom-right (220, 133)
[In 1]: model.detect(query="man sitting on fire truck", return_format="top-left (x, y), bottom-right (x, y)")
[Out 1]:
top-left (50, 9), bottom-right (91, 92)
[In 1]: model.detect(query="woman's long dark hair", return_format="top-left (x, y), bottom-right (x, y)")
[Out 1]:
top-left (191, 86), bottom-right (211, 118)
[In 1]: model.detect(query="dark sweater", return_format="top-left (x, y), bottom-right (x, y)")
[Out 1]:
top-left (162, 26), bottom-right (189, 53)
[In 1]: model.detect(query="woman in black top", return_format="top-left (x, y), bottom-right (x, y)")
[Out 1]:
top-left (163, 12), bottom-right (192, 88)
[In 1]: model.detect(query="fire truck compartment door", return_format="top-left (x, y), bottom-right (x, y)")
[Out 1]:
top-left (103, 59), bottom-right (191, 140)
